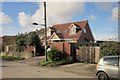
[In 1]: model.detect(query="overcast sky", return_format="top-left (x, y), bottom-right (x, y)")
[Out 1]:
top-left (1, 1), bottom-right (119, 41)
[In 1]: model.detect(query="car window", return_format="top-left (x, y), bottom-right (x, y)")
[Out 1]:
top-left (103, 57), bottom-right (119, 66)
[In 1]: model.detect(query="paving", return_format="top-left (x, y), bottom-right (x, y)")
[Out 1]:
top-left (20, 56), bottom-right (96, 77)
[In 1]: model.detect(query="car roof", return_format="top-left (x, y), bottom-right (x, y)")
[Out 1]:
top-left (102, 55), bottom-right (119, 58)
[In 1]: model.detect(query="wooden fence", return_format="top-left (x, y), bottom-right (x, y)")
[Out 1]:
top-left (76, 46), bottom-right (100, 63)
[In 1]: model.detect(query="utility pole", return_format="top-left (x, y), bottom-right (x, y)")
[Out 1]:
top-left (44, 2), bottom-right (48, 61)
top-left (33, 2), bottom-right (48, 61)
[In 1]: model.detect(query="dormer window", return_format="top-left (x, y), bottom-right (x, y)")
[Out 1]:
top-left (47, 31), bottom-right (51, 36)
top-left (47, 28), bottom-right (51, 36)
top-left (69, 23), bottom-right (78, 35)
top-left (57, 30), bottom-right (60, 33)
top-left (65, 29), bottom-right (67, 33)
top-left (70, 27), bottom-right (76, 34)
top-left (83, 28), bottom-right (86, 33)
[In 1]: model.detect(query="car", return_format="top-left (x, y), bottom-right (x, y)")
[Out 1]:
top-left (96, 55), bottom-right (119, 80)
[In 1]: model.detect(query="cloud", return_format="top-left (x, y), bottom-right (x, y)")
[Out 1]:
top-left (32, 6), bottom-right (44, 25)
top-left (89, 14), bottom-right (96, 20)
top-left (111, 5), bottom-right (119, 21)
top-left (18, 12), bottom-right (39, 33)
top-left (18, 12), bottom-right (33, 27)
top-left (94, 33), bottom-right (118, 41)
top-left (0, 0), bottom-right (5, 2)
top-left (95, 2), bottom-right (113, 11)
top-left (0, 12), bottom-right (13, 24)
top-left (18, 2), bottom-right (85, 31)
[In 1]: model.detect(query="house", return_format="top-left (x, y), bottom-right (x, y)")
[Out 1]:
top-left (36, 29), bottom-right (45, 40)
top-left (47, 20), bottom-right (94, 44)
top-left (0, 36), bottom-right (16, 52)
top-left (1, 36), bottom-right (16, 45)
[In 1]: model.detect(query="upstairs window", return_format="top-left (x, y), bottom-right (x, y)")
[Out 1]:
top-left (83, 28), bottom-right (86, 33)
top-left (57, 30), bottom-right (60, 33)
top-left (47, 30), bottom-right (51, 36)
top-left (65, 29), bottom-right (68, 33)
top-left (70, 27), bottom-right (76, 34)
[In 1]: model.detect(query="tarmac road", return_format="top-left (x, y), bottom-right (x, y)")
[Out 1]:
top-left (2, 61), bottom-right (95, 79)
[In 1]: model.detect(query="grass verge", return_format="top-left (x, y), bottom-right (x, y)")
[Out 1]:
top-left (1, 56), bottom-right (23, 61)
top-left (39, 60), bottom-right (72, 67)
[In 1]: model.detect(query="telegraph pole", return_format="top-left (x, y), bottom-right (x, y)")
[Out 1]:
top-left (44, 2), bottom-right (48, 61)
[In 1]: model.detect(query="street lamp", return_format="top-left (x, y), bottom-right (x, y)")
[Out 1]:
top-left (32, 22), bottom-right (48, 61)
top-left (32, 2), bottom-right (48, 61)
top-left (32, 23), bottom-right (45, 26)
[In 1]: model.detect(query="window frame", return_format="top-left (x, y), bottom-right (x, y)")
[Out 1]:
top-left (83, 28), bottom-right (86, 33)
top-left (103, 57), bottom-right (119, 67)
top-left (70, 27), bottom-right (76, 34)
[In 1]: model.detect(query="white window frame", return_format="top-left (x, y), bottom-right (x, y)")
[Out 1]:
top-left (47, 30), bottom-right (51, 36)
top-left (70, 27), bottom-right (76, 34)
top-left (83, 28), bottom-right (86, 33)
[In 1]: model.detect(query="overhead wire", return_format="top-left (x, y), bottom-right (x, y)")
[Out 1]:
top-left (47, 6), bottom-right (72, 21)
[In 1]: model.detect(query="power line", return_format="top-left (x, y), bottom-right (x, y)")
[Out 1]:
top-left (47, 6), bottom-right (72, 20)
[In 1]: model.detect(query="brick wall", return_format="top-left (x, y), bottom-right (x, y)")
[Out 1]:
top-left (2, 45), bottom-right (35, 59)
top-left (27, 45), bottom-right (35, 53)
top-left (49, 42), bottom-right (71, 56)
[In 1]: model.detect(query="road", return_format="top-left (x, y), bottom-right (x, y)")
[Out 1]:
top-left (2, 61), bottom-right (94, 78)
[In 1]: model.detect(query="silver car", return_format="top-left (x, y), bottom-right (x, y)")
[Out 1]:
top-left (96, 55), bottom-right (120, 80)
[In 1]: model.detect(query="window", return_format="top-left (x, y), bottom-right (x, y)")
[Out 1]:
top-left (65, 29), bottom-right (67, 33)
top-left (47, 31), bottom-right (51, 36)
top-left (57, 30), bottom-right (60, 33)
top-left (70, 27), bottom-right (76, 34)
top-left (83, 28), bottom-right (86, 33)
top-left (103, 57), bottom-right (119, 66)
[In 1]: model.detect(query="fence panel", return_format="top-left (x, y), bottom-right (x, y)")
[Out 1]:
top-left (76, 46), bottom-right (99, 63)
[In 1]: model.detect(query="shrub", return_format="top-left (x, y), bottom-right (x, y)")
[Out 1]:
top-left (47, 48), bottom-right (67, 61)
top-left (39, 48), bottom-right (74, 67)
top-left (100, 42), bottom-right (120, 58)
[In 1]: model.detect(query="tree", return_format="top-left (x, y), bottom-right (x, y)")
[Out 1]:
top-left (16, 33), bottom-right (27, 46)
top-left (26, 32), bottom-right (42, 55)
top-left (16, 33), bottom-right (27, 52)
top-left (16, 32), bottom-right (42, 55)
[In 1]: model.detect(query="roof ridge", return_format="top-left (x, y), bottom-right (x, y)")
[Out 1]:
top-left (52, 20), bottom-right (88, 26)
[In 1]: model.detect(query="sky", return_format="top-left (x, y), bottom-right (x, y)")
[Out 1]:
top-left (0, 1), bottom-right (119, 41)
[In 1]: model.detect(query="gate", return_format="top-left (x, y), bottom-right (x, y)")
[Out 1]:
top-left (76, 46), bottom-right (100, 63)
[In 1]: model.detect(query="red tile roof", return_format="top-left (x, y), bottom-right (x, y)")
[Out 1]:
top-left (50, 20), bottom-right (88, 39)
top-left (0, 36), bottom-right (16, 39)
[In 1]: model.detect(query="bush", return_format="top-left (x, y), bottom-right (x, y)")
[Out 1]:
top-left (66, 56), bottom-right (74, 63)
top-left (39, 48), bottom-right (74, 67)
top-left (2, 56), bottom-right (23, 61)
top-left (100, 42), bottom-right (120, 58)
top-left (47, 48), bottom-right (67, 61)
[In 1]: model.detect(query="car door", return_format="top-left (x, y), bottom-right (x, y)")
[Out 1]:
top-left (103, 57), bottom-right (119, 78)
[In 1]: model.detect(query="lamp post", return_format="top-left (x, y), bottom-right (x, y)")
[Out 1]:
top-left (33, 2), bottom-right (48, 61)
